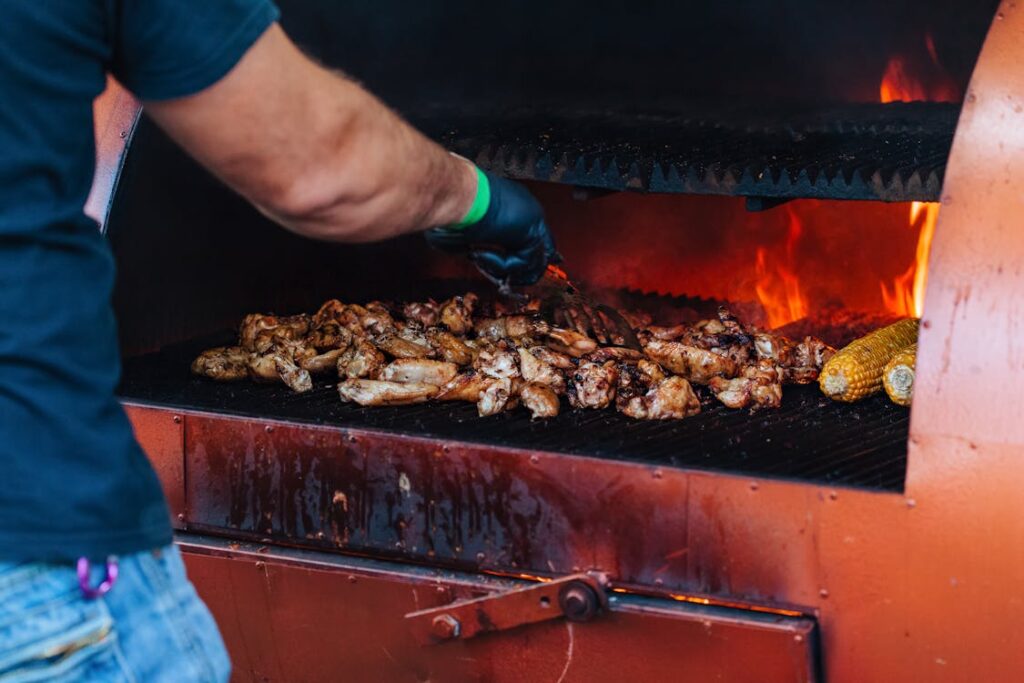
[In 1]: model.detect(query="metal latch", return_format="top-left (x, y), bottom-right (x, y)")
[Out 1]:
top-left (405, 572), bottom-right (609, 645)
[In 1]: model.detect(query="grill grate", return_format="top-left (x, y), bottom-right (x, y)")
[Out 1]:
top-left (120, 336), bottom-right (909, 492)
top-left (410, 101), bottom-right (959, 202)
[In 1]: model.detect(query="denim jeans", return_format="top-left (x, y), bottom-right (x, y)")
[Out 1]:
top-left (0, 545), bottom-right (230, 682)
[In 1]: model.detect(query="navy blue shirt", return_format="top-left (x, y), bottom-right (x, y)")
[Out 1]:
top-left (0, 0), bottom-right (278, 560)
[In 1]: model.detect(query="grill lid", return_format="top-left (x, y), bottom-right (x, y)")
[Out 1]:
top-left (413, 102), bottom-right (958, 202)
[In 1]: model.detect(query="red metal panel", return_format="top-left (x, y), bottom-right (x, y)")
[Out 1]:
top-left (125, 403), bottom-right (185, 528)
top-left (182, 412), bottom-right (697, 595)
top-left (180, 538), bottom-right (817, 683)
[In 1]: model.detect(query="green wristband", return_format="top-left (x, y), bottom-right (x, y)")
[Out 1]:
top-left (450, 166), bottom-right (490, 229)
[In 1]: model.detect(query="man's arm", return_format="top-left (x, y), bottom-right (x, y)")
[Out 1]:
top-left (144, 24), bottom-right (476, 243)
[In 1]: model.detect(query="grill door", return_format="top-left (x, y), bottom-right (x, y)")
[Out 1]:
top-left (181, 536), bottom-right (817, 683)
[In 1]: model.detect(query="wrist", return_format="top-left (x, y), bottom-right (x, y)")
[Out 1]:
top-left (431, 155), bottom-right (488, 230)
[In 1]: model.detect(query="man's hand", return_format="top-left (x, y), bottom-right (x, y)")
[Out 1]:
top-left (425, 170), bottom-right (559, 286)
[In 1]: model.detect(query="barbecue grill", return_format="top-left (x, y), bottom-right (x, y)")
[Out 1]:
top-left (88, 0), bottom-right (1024, 680)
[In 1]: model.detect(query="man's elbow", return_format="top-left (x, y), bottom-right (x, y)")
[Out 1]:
top-left (254, 175), bottom-right (392, 244)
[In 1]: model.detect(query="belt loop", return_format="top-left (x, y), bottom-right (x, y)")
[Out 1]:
top-left (76, 556), bottom-right (119, 599)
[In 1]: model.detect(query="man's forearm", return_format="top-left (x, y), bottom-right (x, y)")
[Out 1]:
top-left (145, 24), bottom-right (476, 243)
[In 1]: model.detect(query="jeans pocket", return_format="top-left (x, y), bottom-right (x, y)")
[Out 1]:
top-left (0, 565), bottom-right (130, 683)
top-left (135, 547), bottom-right (231, 683)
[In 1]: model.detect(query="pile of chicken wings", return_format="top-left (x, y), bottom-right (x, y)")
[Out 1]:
top-left (192, 294), bottom-right (835, 420)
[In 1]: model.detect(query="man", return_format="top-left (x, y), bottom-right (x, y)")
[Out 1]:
top-left (0, 2), bottom-right (556, 680)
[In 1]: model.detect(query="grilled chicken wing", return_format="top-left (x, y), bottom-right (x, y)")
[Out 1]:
top-left (426, 327), bottom-right (476, 366)
top-left (520, 382), bottom-right (560, 419)
top-left (379, 359), bottom-right (458, 386)
top-left (475, 315), bottom-right (550, 341)
top-left (191, 346), bottom-right (252, 381)
top-left (642, 338), bottom-right (739, 384)
top-left (439, 293), bottom-right (478, 335)
top-left (239, 313), bottom-right (311, 352)
top-left (374, 332), bottom-right (435, 359)
top-left (338, 379), bottom-right (439, 406)
top-left (306, 322), bottom-right (352, 352)
top-left (568, 360), bottom-right (618, 409)
top-left (517, 347), bottom-right (566, 394)
top-left (403, 300), bottom-right (439, 327)
top-left (337, 338), bottom-right (386, 379)
top-left (708, 360), bottom-right (783, 410)
top-left (477, 377), bottom-right (517, 416)
top-left (474, 347), bottom-right (521, 380)
top-left (248, 345), bottom-right (313, 393)
top-left (436, 371), bottom-right (494, 402)
top-left (301, 347), bottom-right (348, 374)
top-left (617, 369), bottom-right (701, 421)
top-left (754, 333), bottom-right (835, 384)
top-left (546, 327), bottom-right (599, 357)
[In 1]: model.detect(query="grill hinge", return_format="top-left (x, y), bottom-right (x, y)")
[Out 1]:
top-left (405, 572), bottom-right (609, 645)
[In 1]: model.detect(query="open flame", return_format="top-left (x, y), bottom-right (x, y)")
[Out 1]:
top-left (877, 33), bottom-right (956, 318)
top-left (754, 206), bottom-right (808, 329)
top-left (880, 201), bottom-right (938, 317)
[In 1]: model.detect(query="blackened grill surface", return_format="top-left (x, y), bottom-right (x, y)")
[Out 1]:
top-left (120, 336), bottom-right (909, 492)
top-left (411, 102), bottom-right (957, 202)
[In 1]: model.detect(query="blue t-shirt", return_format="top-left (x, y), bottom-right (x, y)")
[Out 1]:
top-left (0, 0), bottom-right (278, 560)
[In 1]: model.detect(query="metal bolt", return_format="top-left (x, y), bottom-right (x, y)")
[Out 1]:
top-left (264, 425), bottom-right (274, 433)
top-left (475, 552), bottom-right (486, 563)
top-left (829, 491), bottom-right (838, 501)
top-left (431, 614), bottom-right (461, 641)
top-left (530, 455), bottom-right (540, 464)
top-left (176, 513), bottom-right (185, 521)
top-left (559, 582), bottom-right (602, 623)
top-left (347, 575), bottom-right (357, 583)
top-left (794, 634), bottom-right (804, 643)
top-left (172, 415), bottom-right (182, 424)
top-left (750, 482), bottom-right (759, 491)
top-left (652, 468), bottom-right (663, 479)
top-left (819, 588), bottom-right (830, 598)
top-left (906, 498), bottom-right (917, 509)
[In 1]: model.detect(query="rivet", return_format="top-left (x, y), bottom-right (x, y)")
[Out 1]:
top-left (254, 561), bottom-right (265, 569)
top-left (907, 498), bottom-right (917, 508)
top-left (750, 482), bottom-right (759, 491)
top-left (967, 92), bottom-right (977, 103)
top-left (172, 415), bottom-right (182, 424)
top-left (348, 575), bottom-right (357, 583)
top-left (654, 578), bottom-right (664, 586)
top-left (819, 588), bottom-right (829, 598)
top-left (176, 513), bottom-right (185, 521)
top-left (652, 468), bottom-right (663, 479)
top-left (794, 634), bottom-right (804, 643)
top-left (530, 455), bottom-right (540, 464)
top-left (476, 552), bottom-right (486, 563)
top-left (829, 491), bottom-right (838, 501)
top-left (264, 425), bottom-right (274, 433)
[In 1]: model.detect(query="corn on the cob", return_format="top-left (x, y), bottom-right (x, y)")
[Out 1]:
top-left (882, 343), bottom-right (917, 406)
top-left (818, 318), bottom-right (919, 402)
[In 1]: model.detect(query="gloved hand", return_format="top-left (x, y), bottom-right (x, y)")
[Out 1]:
top-left (426, 168), bottom-right (559, 286)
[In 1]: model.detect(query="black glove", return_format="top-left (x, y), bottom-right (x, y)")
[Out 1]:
top-left (426, 170), bottom-right (559, 286)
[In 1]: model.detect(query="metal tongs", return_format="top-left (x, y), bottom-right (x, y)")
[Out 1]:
top-left (486, 264), bottom-right (642, 350)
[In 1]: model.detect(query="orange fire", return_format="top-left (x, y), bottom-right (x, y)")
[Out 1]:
top-left (880, 201), bottom-right (939, 317)
top-left (878, 34), bottom-right (956, 318)
top-left (754, 206), bottom-right (808, 329)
